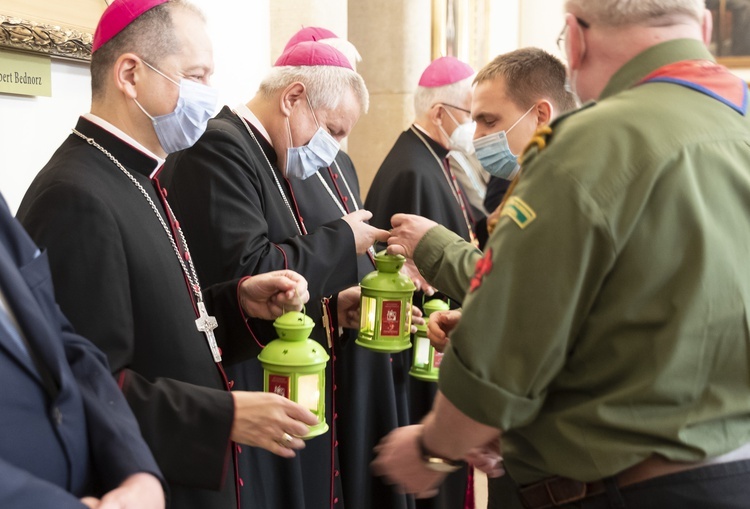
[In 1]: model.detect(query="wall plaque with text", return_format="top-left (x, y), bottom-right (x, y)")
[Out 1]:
top-left (0, 50), bottom-right (51, 97)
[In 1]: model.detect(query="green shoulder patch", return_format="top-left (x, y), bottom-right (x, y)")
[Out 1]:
top-left (501, 196), bottom-right (536, 229)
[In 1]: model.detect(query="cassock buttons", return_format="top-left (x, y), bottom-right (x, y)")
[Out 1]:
top-left (334, 497), bottom-right (339, 504)
top-left (332, 173), bottom-right (339, 179)
top-left (228, 380), bottom-right (235, 389)
top-left (239, 478), bottom-right (244, 487)
top-left (343, 196), bottom-right (348, 202)
top-left (334, 469), bottom-right (340, 477)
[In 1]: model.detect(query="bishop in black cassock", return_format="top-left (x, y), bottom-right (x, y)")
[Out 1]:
top-left (365, 56), bottom-right (479, 509)
top-left (160, 105), bottom-right (357, 509)
top-left (18, 116), bottom-right (261, 509)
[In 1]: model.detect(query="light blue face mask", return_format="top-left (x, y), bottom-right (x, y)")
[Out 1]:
top-left (134, 60), bottom-right (218, 154)
top-left (473, 104), bottom-right (535, 180)
top-left (285, 96), bottom-right (341, 180)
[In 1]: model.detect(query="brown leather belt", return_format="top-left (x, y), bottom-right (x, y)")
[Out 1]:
top-left (518, 443), bottom-right (750, 509)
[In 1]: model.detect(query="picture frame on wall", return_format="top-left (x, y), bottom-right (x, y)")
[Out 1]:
top-left (431, 0), bottom-right (491, 71)
top-left (0, 0), bottom-right (107, 61)
top-left (707, 0), bottom-right (750, 67)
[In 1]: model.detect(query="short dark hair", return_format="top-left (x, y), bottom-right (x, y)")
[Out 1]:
top-left (475, 48), bottom-right (577, 115)
top-left (90, 0), bottom-right (202, 99)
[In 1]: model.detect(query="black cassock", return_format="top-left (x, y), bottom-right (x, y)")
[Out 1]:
top-left (290, 152), bottom-right (413, 509)
top-left (160, 106), bottom-right (359, 509)
top-left (365, 126), bottom-right (474, 241)
top-left (17, 117), bottom-right (261, 509)
top-left (365, 125), bottom-right (473, 509)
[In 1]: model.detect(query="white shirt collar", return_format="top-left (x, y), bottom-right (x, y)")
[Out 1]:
top-left (234, 103), bottom-right (273, 146)
top-left (82, 113), bottom-right (165, 177)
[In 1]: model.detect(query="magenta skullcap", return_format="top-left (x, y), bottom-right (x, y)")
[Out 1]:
top-left (418, 56), bottom-right (474, 87)
top-left (274, 40), bottom-right (353, 70)
top-left (283, 26), bottom-right (339, 53)
top-left (92, 0), bottom-right (170, 53)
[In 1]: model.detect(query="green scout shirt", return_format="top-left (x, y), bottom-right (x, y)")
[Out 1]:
top-left (414, 225), bottom-right (480, 303)
top-left (437, 39), bottom-right (750, 484)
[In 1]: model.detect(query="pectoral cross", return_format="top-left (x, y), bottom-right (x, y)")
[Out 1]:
top-left (196, 301), bottom-right (221, 363)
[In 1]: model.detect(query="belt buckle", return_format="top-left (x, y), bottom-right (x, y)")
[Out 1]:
top-left (519, 476), bottom-right (588, 509)
top-left (545, 477), bottom-right (587, 505)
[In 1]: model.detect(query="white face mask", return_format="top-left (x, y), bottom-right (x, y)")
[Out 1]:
top-left (449, 120), bottom-right (477, 155)
top-left (438, 106), bottom-right (476, 155)
top-left (284, 96), bottom-right (341, 180)
top-left (134, 60), bottom-right (218, 154)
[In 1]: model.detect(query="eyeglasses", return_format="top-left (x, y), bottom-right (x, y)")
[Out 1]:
top-left (556, 17), bottom-right (590, 53)
top-left (436, 103), bottom-right (471, 114)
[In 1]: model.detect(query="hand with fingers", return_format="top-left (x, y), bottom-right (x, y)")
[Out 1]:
top-left (426, 309), bottom-right (462, 353)
top-left (371, 425), bottom-right (446, 498)
top-left (400, 258), bottom-right (436, 296)
top-left (337, 286), bottom-right (361, 329)
top-left (409, 304), bottom-right (424, 333)
top-left (341, 209), bottom-right (390, 255)
top-left (80, 473), bottom-right (165, 509)
top-left (239, 270), bottom-right (309, 320)
top-left (466, 437), bottom-right (504, 478)
top-left (230, 392), bottom-right (319, 458)
top-left (386, 213), bottom-right (439, 259)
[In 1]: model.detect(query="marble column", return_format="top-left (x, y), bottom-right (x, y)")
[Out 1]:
top-left (347, 0), bottom-right (432, 198)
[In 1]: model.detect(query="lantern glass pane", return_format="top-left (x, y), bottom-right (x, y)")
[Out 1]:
top-left (361, 295), bottom-right (376, 333)
top-left (414, 336), bottom-right (430, 367)
top-left (297, 373), bottom-right (321, 412)
top-left (403, 299), bottom-right (413, 336)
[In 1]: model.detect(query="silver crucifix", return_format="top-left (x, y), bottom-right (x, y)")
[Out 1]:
top-left (195, 301), bottom-right (221, 363)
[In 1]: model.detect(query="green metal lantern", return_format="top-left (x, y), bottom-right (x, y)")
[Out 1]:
top-left (356, 251), bottom-right (416, 352)
top-left (258, 310), bottom-right (329, 439)
top-left (410, 298), bottom-right (451, 382)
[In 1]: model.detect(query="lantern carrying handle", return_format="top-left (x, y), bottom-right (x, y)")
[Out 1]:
top-left (421, 294), bottom-right (450, 308)
top-left (282, 288), bottom-right (306, 317)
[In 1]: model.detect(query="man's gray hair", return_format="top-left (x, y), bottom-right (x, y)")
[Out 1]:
top-left (413, 75), bottom-right (474, 119)
top-left (259, 66), bottom-right (369, 114)
top-left (565, 0), bottom-right (705, 26)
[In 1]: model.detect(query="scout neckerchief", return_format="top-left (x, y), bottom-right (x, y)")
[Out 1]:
top-left (410, 125), bottom-right (479, 247)
top-left (638, 59), bottom-right (747, 115)
top-left (71, 129), bottom-right (223, 363)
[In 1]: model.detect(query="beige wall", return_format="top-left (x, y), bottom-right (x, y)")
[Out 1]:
top-left (348, 0), bottom-right (432, 199)
top-left (269, 1), bottom-right (349, 63)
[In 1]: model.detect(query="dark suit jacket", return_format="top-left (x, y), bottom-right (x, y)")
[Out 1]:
top-left (0, 194), bottom-right (161, 507)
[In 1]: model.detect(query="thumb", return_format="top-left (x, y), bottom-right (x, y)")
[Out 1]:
top-left (387, 244), bottom-right (406, 256)
top-left (372, 226), bottom-right (390, 243)
top-left (390, 213), bottom-right (407, 228)
top-left (346, 209), bottom-right (372, 222)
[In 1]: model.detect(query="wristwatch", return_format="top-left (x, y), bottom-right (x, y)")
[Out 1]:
top-left (419, 435), bottom-right (465, 473)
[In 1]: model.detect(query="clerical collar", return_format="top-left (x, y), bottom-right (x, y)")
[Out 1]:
top-left (83, 113), bottom-right (164, 176)
top-left (412, 122), bottom-right (450, 159)
top-left (234, 103), bottom-right (273, 146)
